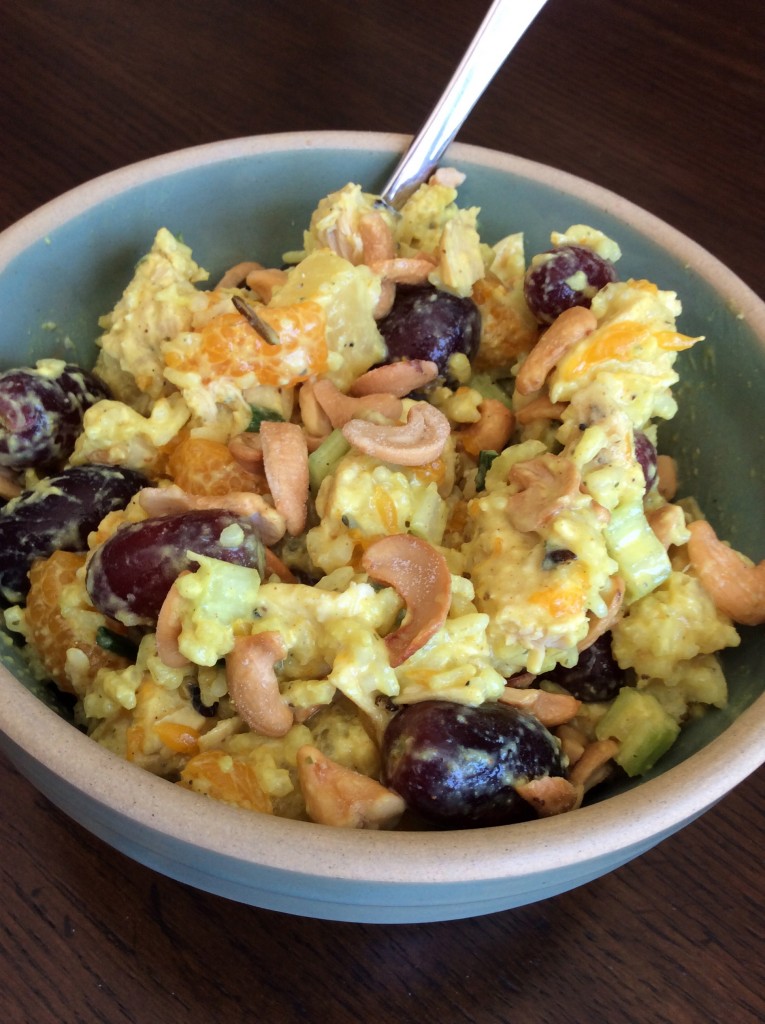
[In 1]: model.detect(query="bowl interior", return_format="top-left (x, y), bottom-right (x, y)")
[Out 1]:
top-left (0, 131), bottom-right (763, 812)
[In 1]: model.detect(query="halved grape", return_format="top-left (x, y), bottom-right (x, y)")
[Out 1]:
top-left (85, 509), bottom-right (266, 626)
top-left (382, 699), bottom-right (564, 828)
top-left (0, 363), bottom-right (109, 471)
top-left (634, 431), bottom-right (658, 491)
top-left (524, 245), bottom-right (617, 325)
top-left (0, 465), bottom-right (147, 604)
top-left (540, 632), bottom-right (625, 702)
top-left (378, 284), bottom-right (481, 375)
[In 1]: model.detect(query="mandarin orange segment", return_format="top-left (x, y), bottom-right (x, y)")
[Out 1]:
top-left (178, 749), bottom-right (273, 813)
top-left (25, 551), bottom-right (130, 694)
top-left (153, 720), bottom-right (201, 755)
top-left (165, 301), bottom-right (328, 387)
top-left (167, 436), bottom-right (266, 495)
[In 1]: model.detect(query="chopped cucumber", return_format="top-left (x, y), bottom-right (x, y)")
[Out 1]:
top-left (605, 499), bottom-right (671, 602)
top-left (595, 686), bottom-right (680, 777)
top-left (308, 429), bottom-right (351, 492)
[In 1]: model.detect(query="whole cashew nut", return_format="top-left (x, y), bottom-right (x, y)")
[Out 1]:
top-left (362, 534), bottom-right (452, 667)
top-left (226, 631), bottom-right (293, 737)
top-left (342, 401), bottom-right (450, 466)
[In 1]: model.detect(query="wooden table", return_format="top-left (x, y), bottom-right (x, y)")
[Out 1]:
top-left (1, 2), bottom-right (763, 1021)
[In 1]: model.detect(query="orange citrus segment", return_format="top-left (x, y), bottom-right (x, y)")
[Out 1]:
top-left (153, 720), bottom-right (201, 755)
top-left (164, 301), bottom-right (328, 387)
top-left (167, 436), bottom-right (266, 495)
top-left (25, 551), bottom-right (130, 693)
top-left (178, 750), bottom-right (272, 813)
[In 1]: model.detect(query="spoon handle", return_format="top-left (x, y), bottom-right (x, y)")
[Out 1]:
top-left (380, 0), bottom-right (548, 209)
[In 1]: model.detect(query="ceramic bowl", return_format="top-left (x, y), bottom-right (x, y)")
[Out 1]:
top-left (0, 132), bottom-right (763, 924)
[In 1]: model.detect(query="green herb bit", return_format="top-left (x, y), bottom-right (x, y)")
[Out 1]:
top-left (247, 405), bottom-right (285, 432)
top-left (475, 449), bottom-right (499, 492)
top-left (96, 627), bottom-right (138, 660)
top-left (232, 295), bottom-right (281, 346)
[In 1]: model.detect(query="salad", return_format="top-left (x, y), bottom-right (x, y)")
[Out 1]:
top-left (1, 170), bottom-right (762, 830)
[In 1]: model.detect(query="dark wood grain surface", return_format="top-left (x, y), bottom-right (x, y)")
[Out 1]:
top-left (1, 2), bottom-right (763, 1022)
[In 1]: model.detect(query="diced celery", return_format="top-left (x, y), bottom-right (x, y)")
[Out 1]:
top-left (605, 499), bottom-right (671, 602)
top-left (307, 429), bottom-right (351, 492)
top-left (470, 373), bottom-right (514, 410)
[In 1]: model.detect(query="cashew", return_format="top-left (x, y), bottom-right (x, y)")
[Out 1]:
top-left (216, 260), bottom-right (264, 289)
top-left (155, 571), bottom-right (192, 668)
top-left (260, 420), bottom-right (310, 537)
top-left (298, 380), bottom-right (333, 439)
top-left (515, 394), bottom-right (567, 426)
top-left (362, 534), bottom-right (451, 667)
top-left (296, 745), bottom-right (405, 829)
top-left (311, 378), bottom-right (402, 429)
top-left (368, 256), bottom-right (437, 285)
top-left (515, 776), bottom-right (579, 817)
top-left (688, 519), bottom-right (765, 625)
top-left (137, 484), bottom-right (286, 546)
top-left (359, 211), bottom-right (396, 265)
top-left (228, 431), bottom-right (263, 467)
top-left (349, 359), bottom-right (439, 398)
top-left (515, 306), bottom-right (598, 395)
top-left (498, 687), bottom-right (581, 728)
top-left (342, 400), bottom-right (450, 466)
top-left (656, 454), bottom-right (678, 500)
top-left (458, 398), bottom-right (515, 457)
top-left (0, 466), bottom-right (22, 500)
top-left (505, 454), bottom-right (582, 534)
top-left (226, 631), bottom-right (293, 737)
top-left (244, 267), bottom-right (288, 303)
top-left (567, 738), bottom-right (619, 793)
top-left (264, 547), bottom-right (298, 584)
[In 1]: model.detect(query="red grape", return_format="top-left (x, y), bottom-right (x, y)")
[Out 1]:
top-left (382, 699), bottom-right (564, 827)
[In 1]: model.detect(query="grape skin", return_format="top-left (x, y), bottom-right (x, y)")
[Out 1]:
top-left (524, 244), bottom-right (617, 325)
top-left (382, 700), bottom-right (564, 828)
top-left (540, 632), bottom-right (625, 703)
top-left (0, 363), bottom-right (108, 471)
top-left (85, 509), bottom-right (266, 625)
top-left (633, 431), bottom-right (658, 491)
top-left (378, 284), bottom-right (481, 375)
top-left (0, 465), bottom-right (147, 604)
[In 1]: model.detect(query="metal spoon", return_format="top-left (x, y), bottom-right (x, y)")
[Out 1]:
top-left (379, 0), bottom-right (549, 210)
